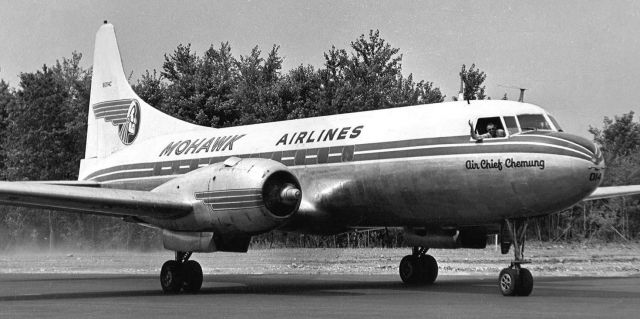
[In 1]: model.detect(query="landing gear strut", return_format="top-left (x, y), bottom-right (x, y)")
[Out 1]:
top-left (498, 219), bottom-right (534, 296)
top-left (399, 246), bottom-right (438, 285)
top-left (160, 251), bottom-right (203, 294)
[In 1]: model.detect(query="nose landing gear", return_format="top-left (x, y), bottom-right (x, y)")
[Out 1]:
top-left (160, 251), bottom-right (203, 294)
top-left (399, 246), bottom-right (438, 285)
top-left (498, 219), bottom-right (534, 296)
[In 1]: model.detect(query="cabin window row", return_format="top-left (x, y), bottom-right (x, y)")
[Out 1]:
top-left (151, 145), bottom-right (357, 175)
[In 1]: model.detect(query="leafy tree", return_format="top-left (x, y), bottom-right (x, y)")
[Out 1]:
top-left (282, 64), bottom-right (323, 119)
top-left (159, 44), bottom-right (207, 125)
top-left (314, 30), bottom-right (443, 116)
top-left (2, 52), bottom-right (91, 249)
top-left (459, 63), bottom-right (486, 100)
top-left (343, 30), bottom-right (403, 112)
top-left (388, 74), bottom-right (443, 106)
top-left (5, 52), bottom-right (90, 180)
top-left (132, 69), bottom-right (166, 108)
top-left (197, 42), bottom-right (239, 127)
top-left (560, 112), bottom-right (640, 241)
top-left (0, 80), bottom-right (13, 180)
top-left (232, 45), bottom-right (287, 125)
top-left (589, 112), bottom-right (640, 164)
top-left (323, 30), bottom-right (406, 113)
top-left (147, 42), bottom-right (289, 128)
top-left (156, 43), bottom-right (239, 127)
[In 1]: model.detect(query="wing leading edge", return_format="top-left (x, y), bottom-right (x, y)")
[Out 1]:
top-left (585, 185), bottom-right (640, 201)
top-left (0, 181), bottom-right (192, 219)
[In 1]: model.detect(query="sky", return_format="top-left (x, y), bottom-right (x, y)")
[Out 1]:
top-left (1, 0), bottom-right (640, 138)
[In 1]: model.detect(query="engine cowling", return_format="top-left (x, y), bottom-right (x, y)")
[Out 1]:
top-left (150, 157), bottom-right (302, 251)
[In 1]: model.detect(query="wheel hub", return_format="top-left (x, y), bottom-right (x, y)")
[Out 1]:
top-left (500, 274), bottom-right (512, 291)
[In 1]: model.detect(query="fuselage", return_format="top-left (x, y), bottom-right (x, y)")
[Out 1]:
top-left (79, 100), bottom-right (604, 233)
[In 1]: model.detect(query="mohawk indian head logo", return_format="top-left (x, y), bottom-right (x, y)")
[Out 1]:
top-left (92, 99), bottom-right (141, 145)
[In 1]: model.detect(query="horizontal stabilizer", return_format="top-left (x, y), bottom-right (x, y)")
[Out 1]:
top-left (0, 181), bottom-right (192, 219)
top-left (585, 185), bottom-right (640, 201)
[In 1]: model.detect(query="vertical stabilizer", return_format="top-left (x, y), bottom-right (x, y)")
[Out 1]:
top-left (85, 22), bottom-right (199, 161)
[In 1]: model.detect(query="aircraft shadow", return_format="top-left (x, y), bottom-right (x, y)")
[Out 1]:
top-left (0, 275), bottom-right (639, 302)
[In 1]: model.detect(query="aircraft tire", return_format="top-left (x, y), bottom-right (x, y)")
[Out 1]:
top-left (160, 260), bottom-right (183, 294)
top-left (182, 260), bottom-right (203, 293)
top-left (399, 255), bottom-right (420, 284)
top-left (419, 255), bottom-right (438, 284)
top-left (498, 268), bottom-right (518, 296)
top-left (516, 268), bottom-right (533, 296)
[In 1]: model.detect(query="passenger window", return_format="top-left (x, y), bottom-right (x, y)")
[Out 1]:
top-left (517, 114), bottom-right (551, 131)
top-left (504, 116), bottom-right (519, 135)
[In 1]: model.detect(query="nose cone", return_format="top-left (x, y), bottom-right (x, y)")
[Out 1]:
top-left (509, 131), bottom-right (606, 216)
top-left (548, 132), bottom-right (604, 167)
top-left (550, 132), bottom-right (606, 198)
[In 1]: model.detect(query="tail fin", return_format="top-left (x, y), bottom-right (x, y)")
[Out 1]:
top-left (85, 22), bottom-right (198, 160)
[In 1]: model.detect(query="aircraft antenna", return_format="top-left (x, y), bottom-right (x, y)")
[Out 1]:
top-left (518, 88), bottom-right (526, 102)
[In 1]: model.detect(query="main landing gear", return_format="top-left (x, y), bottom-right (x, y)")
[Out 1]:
top-left (160, 251), bottom-right (203, 294)
top-left (498, 219), bottom-right (534, 296)
top-left (399, 246), bottom-right (438, 285)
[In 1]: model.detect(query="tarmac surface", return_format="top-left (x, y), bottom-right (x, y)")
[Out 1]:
top-left (1, 273), bottom-right (639, 318)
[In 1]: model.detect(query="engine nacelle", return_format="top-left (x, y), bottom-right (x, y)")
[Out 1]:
top-left (162, 230), bottom-right (217, 252)
top-left (403, 227), bottom-right (487, 249)
top-left (161, 229), bottom-right (252, 253)
top-left (151, 157), bottom-right (301, 251)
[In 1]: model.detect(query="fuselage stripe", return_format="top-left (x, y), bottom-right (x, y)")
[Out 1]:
top-left (83, 135), bottom-right (596, 183)
top-left (194, 189), bottom-right (261, 198)
top-left (207, 203), bottom-right (264, 210)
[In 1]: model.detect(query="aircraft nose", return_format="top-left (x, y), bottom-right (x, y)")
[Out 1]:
top-left (552, 132), bottom-right (604, 166)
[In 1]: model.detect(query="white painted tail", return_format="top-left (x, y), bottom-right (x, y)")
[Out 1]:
top-left (84, 22), bottom-right (199, 161)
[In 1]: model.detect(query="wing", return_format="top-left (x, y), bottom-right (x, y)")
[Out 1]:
top-left (29, 181), bottom-right (102, 187)
top-left (0, 181), bottom-right (192, 219)
top-left (585, 185), bottom-right (640, 201)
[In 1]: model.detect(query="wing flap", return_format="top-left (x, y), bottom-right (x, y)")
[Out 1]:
top-left (585, 185), bottom-right (640, 201)
top-left (0, 181), bottom-right (192, 219)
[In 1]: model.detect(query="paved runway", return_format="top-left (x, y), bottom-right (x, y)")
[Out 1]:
top-left (1, 273), bottom-right (639, 318)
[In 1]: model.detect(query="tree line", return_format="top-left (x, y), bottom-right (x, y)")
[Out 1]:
top-left (0, 30), bottom-right (638, 251)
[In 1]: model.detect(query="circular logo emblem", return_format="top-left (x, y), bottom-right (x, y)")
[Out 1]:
top-left (118, 100), bottom-right (140, 145)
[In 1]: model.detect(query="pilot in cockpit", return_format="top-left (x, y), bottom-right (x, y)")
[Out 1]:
top-left (469, 120), bottom-right (499, 141)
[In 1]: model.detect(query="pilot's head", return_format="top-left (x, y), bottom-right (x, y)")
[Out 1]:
top-left (486, 123), bottom-right (497, 137)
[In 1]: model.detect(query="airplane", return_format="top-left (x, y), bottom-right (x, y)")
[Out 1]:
top-left (1, 21), bottom-right (640, 297)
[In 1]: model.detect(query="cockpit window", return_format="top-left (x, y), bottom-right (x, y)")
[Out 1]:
top-left (548, 115), bottom-right (563, 132)
top-left (517, 114), bottom-right (551, 131)
top-left (503, 116), bottom-right (519, 135)
top-left (472, 116), bottom-right (507, 139)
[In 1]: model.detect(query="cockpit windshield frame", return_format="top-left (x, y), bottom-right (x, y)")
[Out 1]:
top-left (547, 114), bottom-right (564, 132)
top-left (517, 114), bottom-right (553, 132)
